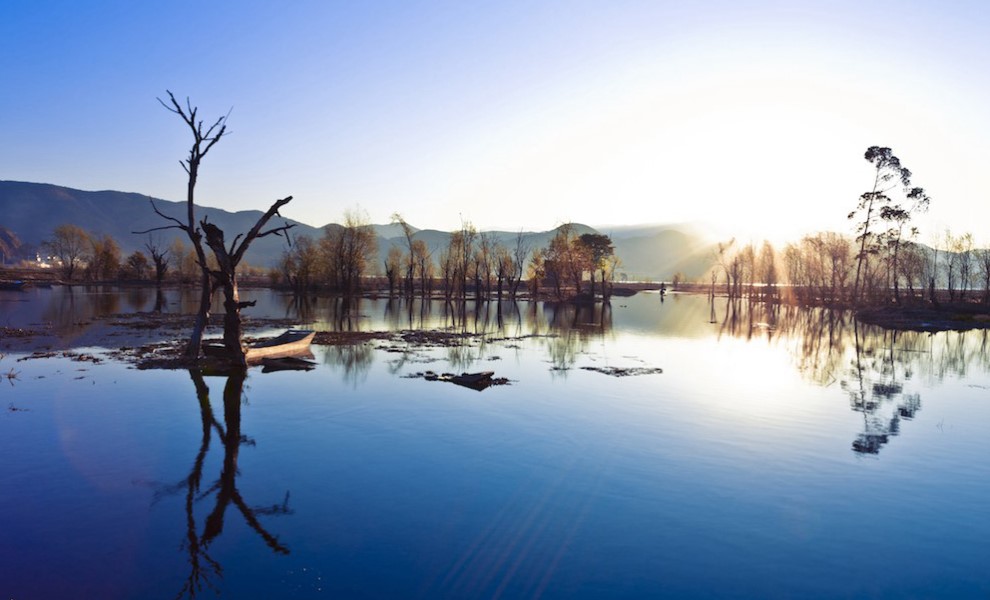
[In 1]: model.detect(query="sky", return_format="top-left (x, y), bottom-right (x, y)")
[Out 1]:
top-left (3, 0), bottom-right (989, 244)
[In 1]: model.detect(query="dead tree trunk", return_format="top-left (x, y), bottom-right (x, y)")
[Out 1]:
top-left (201, 197), bottom-right (294, 365)
top-left (135, 91), bottom-right (229, 359)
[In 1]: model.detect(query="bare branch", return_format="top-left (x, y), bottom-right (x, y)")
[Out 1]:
top-left (230, 196), bottom-right (293, 265)
top-left (228, 233), bottom-right (244, 256)
top-left (254, 224), bottom-right (296, 240)
top-left (231, 489), bottom-right (291, 555)
top-left (139, 198), bottom-right (188, 233)
top-left (133, 224), bottom-right (185, 235)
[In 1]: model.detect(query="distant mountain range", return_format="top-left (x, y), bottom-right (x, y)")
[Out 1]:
top-left (0, 181), bottom-right (715, 280)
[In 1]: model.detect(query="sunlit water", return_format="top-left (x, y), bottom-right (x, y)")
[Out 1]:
top-left (1, 287), bottom-right (988, 599)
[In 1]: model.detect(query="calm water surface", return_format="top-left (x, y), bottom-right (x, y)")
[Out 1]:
top-left (1, 287), bottom-right (988, 599)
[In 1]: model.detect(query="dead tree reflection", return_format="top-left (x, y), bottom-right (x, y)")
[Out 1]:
top-left (156, 371), bottom-right (292, 599)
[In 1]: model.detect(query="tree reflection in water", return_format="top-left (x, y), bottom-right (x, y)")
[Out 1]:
top-left (155, 370), bottom-right (292, 599)
top-left (711, 297), bottom-right (990, 455)
top-left (324, 342), bottom-right (375, 386)
top-left (542, 301), bottom-right (613, 375)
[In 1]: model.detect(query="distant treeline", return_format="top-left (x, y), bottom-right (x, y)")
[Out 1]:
top-left (277, 217), bottom-right (620, 302)
top-left (21, 218), bottom-right (622, 302)
top-left (705, 230), bottom-right (990, 307)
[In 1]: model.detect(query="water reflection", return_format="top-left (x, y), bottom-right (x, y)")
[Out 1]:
top-left (124, 286), bottom-right (151, 312)
top-left (541, 302), bottom-right (613, 375)
top-left (8, 287), bottom-right (990, 459)
top-left (709, 297), bottom-right (990, 455)
top-left (324, 342), bottom-right (375, 386)
top-left (843, 325), bottom-right (925, 455)
top-left (155, 371), bottom-right (292, 598)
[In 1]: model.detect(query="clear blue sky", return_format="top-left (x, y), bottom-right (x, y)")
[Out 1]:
top-left (3, 0), bottom-right (989, 243)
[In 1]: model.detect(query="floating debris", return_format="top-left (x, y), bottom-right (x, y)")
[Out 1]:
top-left (17, 351), bottom-right (102, 364)
top-left (580, 366), bottom-right (663, 377)
top-left (405, 370), bottom-right (510, 391)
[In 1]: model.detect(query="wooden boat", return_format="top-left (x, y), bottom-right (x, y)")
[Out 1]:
top-left (245, 329), bottom-right (316, 363)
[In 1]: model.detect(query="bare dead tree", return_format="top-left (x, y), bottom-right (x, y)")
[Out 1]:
top-left (200, 198), bottom-right (295, 364)
top-left (135, 91), bottom-right (229, 358)
top-left (391, 213), bottom-right (417, 297)
top-left (145, 235), bottom-right (170, 286)
top-left (509, 230), bottom-right (529, 300)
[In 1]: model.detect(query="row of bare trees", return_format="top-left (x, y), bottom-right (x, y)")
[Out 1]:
top-left (707, 146), bottom-right (949, 308)
top-left (432, 221), bottom-right (531, 302)
top-left (42, 225), bottom-right (169, 283)
top-left (709, 227), bottom-right (990, 308)
top-left (386, 219), bottom-right (531, 301)
top-left (40, 223), bottom-right (271, 287)
top-left (276, 210), bottom-right (378, 295)
top-left (276, 218), bottom-right (620, 303)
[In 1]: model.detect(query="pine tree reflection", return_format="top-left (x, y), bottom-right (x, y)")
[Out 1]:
top-left (841, 324), bottom-right (932, 455)
top-left (158, 371), bottom-right (292, 599)
top-left (708, 297), bottom-right (990, 455)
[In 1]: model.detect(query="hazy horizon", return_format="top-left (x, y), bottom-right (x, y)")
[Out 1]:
top-left (4, 2), bottom-right (989, 244)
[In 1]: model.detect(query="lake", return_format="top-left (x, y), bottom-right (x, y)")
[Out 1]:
top-left (1, 287), bottom-right (988, 599)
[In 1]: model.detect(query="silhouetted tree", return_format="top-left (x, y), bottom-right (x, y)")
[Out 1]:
top-left (411, 239), bottom-right (433, 297)
top-left (200, 197), bottom-right (295, 364)
top-left (978, 246), bottom-right (990, 305)
top-left (897, 241), bottom-right (927, 300)
top-left (391, 213), bottom-right (417, 297)
top-left (879, 184), bottom-right (930, 303)
top-left (137, 91), bottom-right (229, 358)
top-left (955, 232), bottom-right (974, 300)
top-left (850, 146), bottom-right (915, 304)
top-left (509, 230), bottom-right (529, 300)
top-left (139, 91), bottom-right (294, 362)
top-left (494, 243), bottom-right (512, 301)
top-left (457, 221), bottom-right (477, 300)
top-left (475, 232), bottom-right (496, 300)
